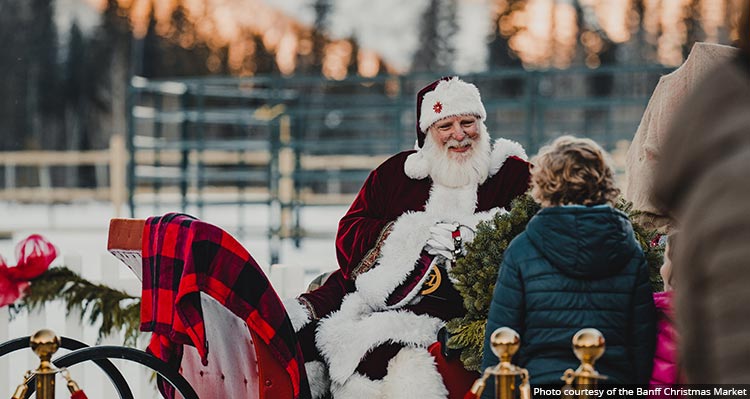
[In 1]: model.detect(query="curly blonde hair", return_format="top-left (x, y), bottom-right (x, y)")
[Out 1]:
top-left (530, 135), bottom-right (620, 207)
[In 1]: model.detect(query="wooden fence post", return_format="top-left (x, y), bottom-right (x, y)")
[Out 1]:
top-left (110, 134), bottom-right (127, 217)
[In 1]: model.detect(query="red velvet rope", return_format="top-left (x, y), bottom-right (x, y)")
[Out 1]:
top-left (0, 234), bottom-right (57, 307)
top-left (70, 390), bottom-right (88, 399)
top-left (463, 391), bottom-right (479, 399)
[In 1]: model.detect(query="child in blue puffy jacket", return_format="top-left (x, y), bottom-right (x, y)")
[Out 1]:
top-left (480, 136), bottom-right (655, 395)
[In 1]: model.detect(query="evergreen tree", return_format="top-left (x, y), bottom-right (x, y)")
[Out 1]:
top-left (487, 0), bottom-right (523, 69)
top-left (311, 0), bottom-right (331, 74)
top-left (139, 3), bottom-right (160, 78)
top-left (486, 0), bottom-right (525, 97)
top-left (63, 22), bottom-right (88, 186)
top-left (253, 34), bottom-right (278, 75)
top-left (29, 0), bottom-right (63, 150)
top-left (683, 0), bottom-right (706, 59)
top-left (87, 0), bottom-right (133, 147)
top-left (158, 0), bottom-right (213, 77)
top-left (347, 37), bottom-right (360, 77)
top-left (411, 0), bottom-right (458, 73)
top-left (0, 0), bottom-right (61, 151)
top-left (629, 0), bottom-right (658, 64)
top-left (0, 1), bottom-right (30, 150)
top-left (64, 23), bottom-right (87, 110)
top-left (571, 0), bottom-right (617, 142)
top-left (295, 0), bottom-right (330, 75)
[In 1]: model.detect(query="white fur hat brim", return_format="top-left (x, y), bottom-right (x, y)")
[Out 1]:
top-left (419, 77), bottom-right (487, 133)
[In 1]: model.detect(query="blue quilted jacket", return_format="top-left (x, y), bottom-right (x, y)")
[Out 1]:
top-left (480, 205), bottom-right (655, 391)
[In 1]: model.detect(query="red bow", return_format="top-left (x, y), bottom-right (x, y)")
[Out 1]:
top-left (0, 234), bottom-right (57, 307)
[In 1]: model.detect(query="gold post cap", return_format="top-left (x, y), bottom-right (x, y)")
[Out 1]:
top-left (30, 329), bottom-right (61, 361)
top-left (490, 327), bottom-right (521, 362)
top-left (572, 328), bottom-right (605, 366)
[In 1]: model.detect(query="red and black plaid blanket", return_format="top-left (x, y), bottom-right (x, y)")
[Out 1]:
top-left (140, 213), bottom-right (310, 399)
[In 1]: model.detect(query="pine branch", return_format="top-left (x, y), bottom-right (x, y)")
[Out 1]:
top-left (447, 194), bottom-right (539, 371)
top-left (445, 318), bottom-right (487, 372)
top-left (18, 267), bottom-right (142, 346)
top-left (617, 197), bottom-right (665, 292)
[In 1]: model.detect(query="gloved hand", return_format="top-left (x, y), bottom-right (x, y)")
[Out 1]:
top-left (425, 222), bottom-right (456, 260)
top-left (457, 224), bottom-right (476, 245)
top-left (425, 222), bottom-right (476, 260)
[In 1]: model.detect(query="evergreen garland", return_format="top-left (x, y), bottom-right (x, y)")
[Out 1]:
top-left (17, 267), bottom-right (142, 346)
top-left (447, 195), bottom-right (665, 372)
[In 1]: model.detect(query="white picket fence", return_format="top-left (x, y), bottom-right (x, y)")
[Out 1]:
top-left (0, 253), bottom-right (316, 398)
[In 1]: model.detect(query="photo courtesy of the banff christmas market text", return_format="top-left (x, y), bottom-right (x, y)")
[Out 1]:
top-left (531, 385), bottom-right (750, 398)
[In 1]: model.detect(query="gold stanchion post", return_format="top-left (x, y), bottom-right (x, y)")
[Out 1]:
top-left (30, 329), bottom-right (61, 399)
top-left (468, 327), bottom-right (530, 399)
top-left (561, 328), bottom-right (608, 399)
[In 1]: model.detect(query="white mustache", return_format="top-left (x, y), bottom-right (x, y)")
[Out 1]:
top-left (446, 138), bottom-right (473, 149)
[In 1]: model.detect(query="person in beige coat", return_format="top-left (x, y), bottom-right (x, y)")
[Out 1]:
top-left (624, 42), bottom-right (738, 233)
top-left (652, 4), bottom-right (750, 383)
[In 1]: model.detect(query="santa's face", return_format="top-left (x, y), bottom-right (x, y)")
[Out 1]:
top-left (428, 115), bottom-right (480, 161)
top-left (422, 115), bottom-right (490, 188)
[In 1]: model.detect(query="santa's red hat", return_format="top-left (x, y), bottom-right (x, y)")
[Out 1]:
top-left (415, 76), bottom-right (487, 147)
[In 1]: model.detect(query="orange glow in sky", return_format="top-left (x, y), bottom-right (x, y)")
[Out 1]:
top-left (86, 0), bottom-right (743, 74)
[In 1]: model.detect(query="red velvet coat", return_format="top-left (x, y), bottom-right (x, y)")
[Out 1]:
top-left (299, 148), bottom-right (530, 320)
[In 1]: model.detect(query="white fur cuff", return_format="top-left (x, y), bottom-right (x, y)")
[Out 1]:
top-left (283, 297), bottom-right (312, 332)
top-left (306, 360), bottom-right (330, 399)
top-left (381, 347), bottom-right (449, 399)
top-left (331, 372), bottom-right (383, 399)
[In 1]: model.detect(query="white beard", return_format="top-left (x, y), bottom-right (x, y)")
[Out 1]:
top-left (421, 122), bottom-right (491, 188)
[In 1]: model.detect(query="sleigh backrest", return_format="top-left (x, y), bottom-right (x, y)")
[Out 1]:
top-left (107, 218), bottom-right (293, 399)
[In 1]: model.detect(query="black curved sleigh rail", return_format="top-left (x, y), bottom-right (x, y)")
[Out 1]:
top-left (0, 335), bottom-right (198, 399)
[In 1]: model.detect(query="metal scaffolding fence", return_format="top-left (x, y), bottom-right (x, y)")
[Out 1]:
top-left (126, 66), bottom-right (672, 263)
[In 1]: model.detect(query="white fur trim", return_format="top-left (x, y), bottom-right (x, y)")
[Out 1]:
top-left (355, 184), bottom-right (481, 310)
top-left (354, 211), bottom-right (435, 309)
top-left (404, 151), bottom-right (429, 180)
top-left (283, 297), bottom-right (312, 332)
top-left (316, 293), bottom-right (443, 385)
top-left (328, 348), bottom-right (448, 399)
top-left (420, 77), bottom-right (487, 133)
top-left (306, 360), bottom-right (330, 399)
top-left (424, 184), bottom-right (479, 218)
top-left (381, 347), bottom-right (449, 399)
top-left (331, 372), bottom-right (383, 399)
top-left (489, 138), bottom-right (527, 177)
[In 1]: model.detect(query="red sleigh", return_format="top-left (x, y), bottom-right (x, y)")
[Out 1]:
top-left (108, 217), bottom-right (294, 399)
top-left (107, 216), bottom-right (476, 398)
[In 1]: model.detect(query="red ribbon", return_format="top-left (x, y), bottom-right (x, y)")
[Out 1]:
top-left (0, 234), bottom-right (57, 307)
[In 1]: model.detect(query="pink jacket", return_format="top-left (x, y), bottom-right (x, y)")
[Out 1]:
top-left (650, 291), bottom-right (679, 385)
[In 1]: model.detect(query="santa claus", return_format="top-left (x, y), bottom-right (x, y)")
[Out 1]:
top-left (285, 76), bottom-right (531, 398)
